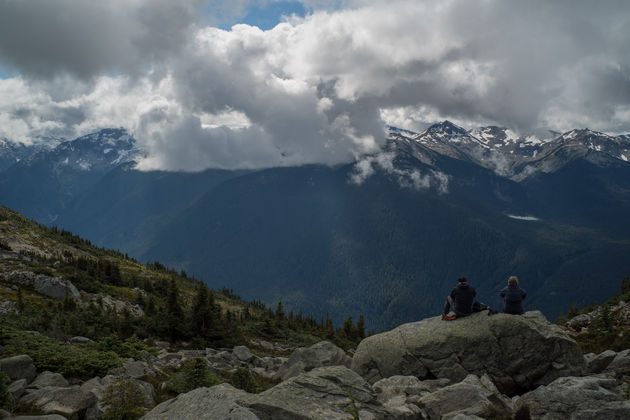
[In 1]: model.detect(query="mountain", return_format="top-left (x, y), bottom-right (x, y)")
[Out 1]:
top-left (0, 138), bottom-right (58, 172)
top-left (0, 128), bottom-right (141, 223)
top-left (1, 123), bottom-right (629, 330)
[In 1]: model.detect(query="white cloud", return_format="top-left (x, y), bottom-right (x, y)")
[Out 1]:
top-left (1, 0), bottom-right (630, 169)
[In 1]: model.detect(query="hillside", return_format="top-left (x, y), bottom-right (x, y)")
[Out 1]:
top-left (1, 125), bottom-right (629, 330)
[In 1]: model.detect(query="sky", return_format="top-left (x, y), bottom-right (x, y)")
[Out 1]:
top-left (0, 0), bottom-right (629, 171)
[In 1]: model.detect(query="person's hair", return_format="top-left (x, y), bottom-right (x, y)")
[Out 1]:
top-left (508, 276), bottom-right (519, 286)
top-left (458, 276), bottom-right (467, 283)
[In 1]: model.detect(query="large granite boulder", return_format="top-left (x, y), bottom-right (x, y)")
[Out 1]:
top-left (141, 383), bottom-right (258, 420)
top-left (351, 311), bottom-right (584, 394)
top-left (275, 341), bottom-right (351, 381)
top-left (605, 349), bottom-right (630, 377)
top-left (4, 271), bottom-right (81, 303)
top-left (143, 366), bottom-right (394, 420)
top-left (514, 375), bottom-right (630, 419)
top-left (0, 355), bottom-right (37, 383)
top-left (19, 386), bottom-right (97, 418)
top-left (416, 374), bottom-right (513, 420)
top-left (27, 371), bottom-right (69, 389)
top-left (245, 365), bottom-right (390, 419)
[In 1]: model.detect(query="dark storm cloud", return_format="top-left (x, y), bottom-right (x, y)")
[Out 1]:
top-left (0, 0), bottom-right (205, 79)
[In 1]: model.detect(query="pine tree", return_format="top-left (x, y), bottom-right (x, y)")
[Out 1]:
top-left (165, 278), bottom-right (185, 341)
top-left (343, 316), bottom-right (354, 338)
top-left (276, 301), bottom-right (285, 322)
top-left (191, 283), bottom-right (213, 335)
top-left (356, 315), bottom-right (366, 339)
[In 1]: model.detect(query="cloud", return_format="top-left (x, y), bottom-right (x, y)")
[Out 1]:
top-left (1, 0), bottom-right (629, 170)
top-left (350, 152), bottom-right (449, 193)
top-left (0, 0), bottom-right (205, 79)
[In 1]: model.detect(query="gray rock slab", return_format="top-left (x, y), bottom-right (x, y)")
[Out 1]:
top-left (515, 375), bottom-right (630, 419)
top-left (245, 365), bottom-right (389, 420)
top-left (233, 346), bottom-right (254, 362)
top-left (9, 378), bottom-right (28, 399)
top-left (19, 385), bottom-right (97, 417)
top-left (352, 311), bottom-right (584, 395)
top-left (417, 374), bottom-right (513, 420)
top-left (606, 349), bottom-right (630, 376)
top-left (275, 341), bottom-right (351, 381)
top-left (28, 371), bottom-right (69, 389)
top-left (141, 383), bottom-right (259, 420)
top-left (0, 354), bottom-right (36, 383)
top-left (586, 349), bottom-right (617, 374)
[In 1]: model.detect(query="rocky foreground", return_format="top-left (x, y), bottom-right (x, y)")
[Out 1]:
top-left (3, 311), bottom-right (630, 419)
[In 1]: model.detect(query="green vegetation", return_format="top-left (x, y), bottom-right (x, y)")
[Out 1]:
top-left (0, 371), bottom-right (11, 411)
top-left (557, 276), bottom-right (630, 354)
top-left (102, 376), bottom-right (148, 420)
top-left (163, 358), bottom-right (223, 395)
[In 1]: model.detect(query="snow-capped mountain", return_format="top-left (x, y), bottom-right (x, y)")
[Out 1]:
top-left (19, 128), bottom-right (142, 173)
top-left (388, 122), bottom-right (630, 180)
top-left (0, 138), bottom-right (59, 172)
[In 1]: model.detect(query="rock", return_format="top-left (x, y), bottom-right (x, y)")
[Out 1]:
top-left (19, 386), bottom-right (97, 418)
top-left (92, 293), bottom-right (144, 317)
top-left (34, 276), bottom-right (81, 303)
top-left (372, 375), bottom-right (439, 418)
top-left (81, 374), bottom-right (155, 406)
top-left (586, 349), bottom-right (617, 374)
top-left (514, 375), bottom-right (630, 419)
top-left (108, 359), bottom-right (156, 379)
top-left (244, 365), bottom-right (391, 419)
top-left (9, 378), bottom-right (28, 399)
top-left (275, 341), bottom-right (351, 381)
top-left (141, 383), bottom-right (259, 420)
top-left (605, 349), bottom-right (630, 376)
top-left (0, 297), bottom-right (17, 315)
top-left (373, 375), bottom-right (450, 404)
top-left (567, 313), bottom-right (593, 331)
top-left (233, 346), bottom-right (254, 362)
top-left (417, 374), bottom-right (513, 420)
top-left (0, 409), bottom-right (9, 419)
top-left (10, 416), bottom-right (68, 420)
top-left (69, 336), bottom-right (93, 344)
top-left (0, 354), bottom-right (37, 383)
top-left (352, 311), bottom-right (584, 394)
top-left (28, 371), bottom-right (69, 389)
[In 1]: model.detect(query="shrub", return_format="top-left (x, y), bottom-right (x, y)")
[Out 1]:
top-left (230, 366), bottom-right (257, 393)
top-left (0, 371), bottom-right (12, 410)
top-left (164, 357), bottom-right (223, 395)
top-left (102, 376), bottom-right (147, 420)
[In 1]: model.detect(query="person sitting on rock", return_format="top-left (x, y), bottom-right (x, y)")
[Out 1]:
top-left (442, 276), bottom-right (476, 320)
top-left (500, 275), bottom-right (527, 315)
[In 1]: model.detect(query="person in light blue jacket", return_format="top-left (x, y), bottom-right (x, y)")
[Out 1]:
top-left (500, 276), bottom-right (526, 314)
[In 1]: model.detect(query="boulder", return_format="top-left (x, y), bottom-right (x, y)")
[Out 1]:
top-left (34, 276), bottom-right (81, 303)
top-left (69, 336), bottom-right (93, 344)
top-left (352, 311), bottom-right (584, 394)
top-left (567, 313), bottom-right (593, 331)
top-left (373, 375), bottom-right (446, 418)
top-left (28, 371), bottom-right (69, 389)
top-left (141, 383), bottom-right (259, 420)
top-left (514, 375), bottom-right (630, 419)
top-left (108, 359), bottom-right (156, 379)
top-left (275, 341), bottom-right (351, 381)
top-left (586, 349), bottom-right (617, 374)
top-left (233, 346), bottom-right (254, 362)
top-left (605, 349), bottom-right (630, 376)
top-left (19, 386), bottom-right (97, 418)
top-left (9, 378), bottom-right (28, 399)
top-left (0, 409), bottom-right (9, 419)
top-left (0, 354), bottom-right (37, 383)
top-left (244, 365), bottom-right (391, 419)
top-left (416, 374), bottom-right (513, 420)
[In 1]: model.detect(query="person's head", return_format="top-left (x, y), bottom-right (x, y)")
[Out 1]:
top-left (458, 276), bottom-right (467, 283)
top-left (508, 276), bottom-right (519, 286)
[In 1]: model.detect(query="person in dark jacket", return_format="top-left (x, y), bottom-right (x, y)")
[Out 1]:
top-left (442, 276), bottom-right (476, 319)
top-left (500, 276), bottom-right (526, 314)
